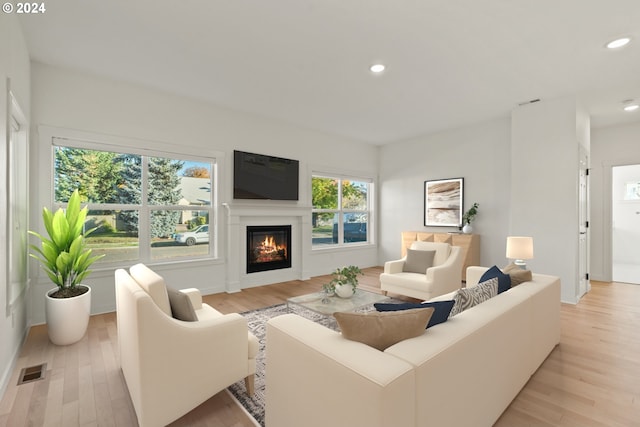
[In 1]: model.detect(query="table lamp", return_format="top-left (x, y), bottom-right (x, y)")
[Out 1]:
top-left (506, 236), bottom-right (534, 269)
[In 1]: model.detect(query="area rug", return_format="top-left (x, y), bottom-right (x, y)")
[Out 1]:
top-left (226, 299), bottom-right (397, 426)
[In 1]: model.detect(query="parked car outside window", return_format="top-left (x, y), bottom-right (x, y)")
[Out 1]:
top-left (174, 224), bottom-right (209, 246)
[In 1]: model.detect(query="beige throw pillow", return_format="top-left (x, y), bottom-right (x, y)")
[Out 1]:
top-left (403, 249), bottom-right (436, 273)
top-left (166, 288), bottom-right (198, 321)
top-left (334, 307), bottom-right (434, 351)
top-left (502, 263), bottom-right (533, 286)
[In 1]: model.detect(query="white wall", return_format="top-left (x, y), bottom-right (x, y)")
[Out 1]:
top-left (378, 117), bottom-right (512, 266)
top-left (590, 121), bottom-right (640, 281)
top-left (511, 97), bottom-right (587, 303)
top-left (0, 11), bottom-right (31, 400)
top-left (29, 62), bottom-right (379, 324)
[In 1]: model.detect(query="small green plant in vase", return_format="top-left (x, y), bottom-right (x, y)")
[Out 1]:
top-left (461, 202), bottom-right (479, 234)
top-left (324, 265), bottom-right (363, 299)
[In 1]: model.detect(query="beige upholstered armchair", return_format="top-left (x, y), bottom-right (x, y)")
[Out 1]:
top-left (380, 241), bottom-right (463, 300)
top-left (115, 263), bottom-right (258, 427)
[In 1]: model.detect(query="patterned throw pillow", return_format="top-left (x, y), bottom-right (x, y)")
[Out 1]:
top-left (449, 277), bottom-right (498, 317)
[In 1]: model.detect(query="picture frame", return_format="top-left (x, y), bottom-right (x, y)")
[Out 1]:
top-left (424, 177), bottom-right (464, 227)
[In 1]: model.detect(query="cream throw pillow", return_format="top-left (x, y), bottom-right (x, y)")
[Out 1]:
top-left (334, 307), bottom-right (434, 351)
top-left (166, 288), bottom-right (198, 321)
top-left (403, 249), bottom-right (436, 273)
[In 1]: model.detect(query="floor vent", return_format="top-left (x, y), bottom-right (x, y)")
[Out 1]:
top-left (17, 363), bottom-right (46, 385)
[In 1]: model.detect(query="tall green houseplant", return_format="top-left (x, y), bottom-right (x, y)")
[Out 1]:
top-left (29, 189), bottom-right (104, 298)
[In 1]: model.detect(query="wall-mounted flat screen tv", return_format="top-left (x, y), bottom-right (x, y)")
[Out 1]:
top-left (233, 150), bottom-right (299, 200)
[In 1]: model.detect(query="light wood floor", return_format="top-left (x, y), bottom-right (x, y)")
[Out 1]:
top-left (1, 268), bottom-right (638, 426)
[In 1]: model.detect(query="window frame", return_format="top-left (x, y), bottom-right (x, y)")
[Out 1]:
top-left (48, 134), bottom-right (220, 267)
top-left (311, 172), bottom-right (374, 249)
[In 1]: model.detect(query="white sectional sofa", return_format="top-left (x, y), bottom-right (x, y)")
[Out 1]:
top-left (265, 267), bottom-right (560, 427)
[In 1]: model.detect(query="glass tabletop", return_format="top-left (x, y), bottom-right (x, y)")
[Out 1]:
top-left (287, 289), bottom-right (390, 316)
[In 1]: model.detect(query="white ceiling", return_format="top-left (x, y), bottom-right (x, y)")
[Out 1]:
top-left (18, 0), bottom-right (640, 144)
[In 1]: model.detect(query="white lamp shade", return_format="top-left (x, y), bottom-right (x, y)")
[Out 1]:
top-left (506, 236), bottom-right (534, 260)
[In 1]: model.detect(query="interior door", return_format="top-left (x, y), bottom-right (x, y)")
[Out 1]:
top-left (578, 146), bottom-right (590, 298)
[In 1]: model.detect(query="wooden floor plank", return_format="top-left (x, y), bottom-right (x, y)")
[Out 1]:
top-left (1, 271), bottom-right (639, 426)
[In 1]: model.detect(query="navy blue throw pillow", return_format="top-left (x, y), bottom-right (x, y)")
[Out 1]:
top-left (479, 265), bottom-right (511, 294)
top-left (374, 300), bottom-right (455, 329)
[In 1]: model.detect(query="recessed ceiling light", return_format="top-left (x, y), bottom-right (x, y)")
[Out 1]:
top-left (606, 37), bottom-right (631, 49)
top-left (623, 104), bottom-right (639, 112)
top-left (370, 64), bottom-right (386, 73)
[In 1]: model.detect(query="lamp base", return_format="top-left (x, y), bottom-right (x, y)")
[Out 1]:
top-left (514, 259), bottom-right (527, 270)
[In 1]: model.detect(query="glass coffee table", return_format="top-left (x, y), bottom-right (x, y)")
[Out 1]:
top-left (287, 289), bottom-right (390, 329)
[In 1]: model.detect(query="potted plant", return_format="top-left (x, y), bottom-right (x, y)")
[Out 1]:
top-left (29, 189), bottom-right (104, 345)
top-left (324, 265), bottom-right (363, 298)
top-left (462, 202), bottom-right (479, 234)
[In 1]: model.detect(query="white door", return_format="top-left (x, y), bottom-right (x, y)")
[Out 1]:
top-left (578, 146), bottom-right (590, 297)
top-left (612, 164), bottom-right (640, 284)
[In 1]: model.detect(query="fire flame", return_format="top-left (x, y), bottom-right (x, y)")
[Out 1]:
top-left (259, 235), bottom-right (286, 256)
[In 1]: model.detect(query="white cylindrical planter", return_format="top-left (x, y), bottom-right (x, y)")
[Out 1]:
top-left (45, 285), bottom-right (92, 345)
top-left (462, 224), bottom-right (473, 234)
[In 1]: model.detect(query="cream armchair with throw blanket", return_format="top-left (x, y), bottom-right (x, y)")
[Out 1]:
top-left (380, 241), bottom-right (463, 300)
top-left (115, 263), bottom-right (258, 427)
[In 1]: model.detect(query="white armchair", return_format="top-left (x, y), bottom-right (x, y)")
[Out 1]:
top-left (380, 241), bottom-right (463, 300)
top-left (115, 263), bottom-right (258, 427)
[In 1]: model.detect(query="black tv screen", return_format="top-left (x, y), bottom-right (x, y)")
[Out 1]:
top-left (233, 150), bottom-right (299, 200)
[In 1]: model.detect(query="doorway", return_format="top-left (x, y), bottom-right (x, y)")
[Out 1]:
top-left (612, 164), bottom-right (640, 284)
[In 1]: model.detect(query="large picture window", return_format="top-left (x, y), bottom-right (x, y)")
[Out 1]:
top-left (311, 174), bottom-right (372, 247)
top-left (52, 139), bottom-right (216, 264)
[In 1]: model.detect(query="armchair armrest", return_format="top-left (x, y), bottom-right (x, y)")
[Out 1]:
top-left (425, 246), bottom-right (463, 295)
top-left (122, 295), bottom-right (252, 426)
top-left (179, 288), bottom-right (203, 310)
top-left (384, 258), bottom-right (406, 274)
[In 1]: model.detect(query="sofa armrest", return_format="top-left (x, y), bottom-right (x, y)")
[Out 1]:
top-left (179, 288), bottom-right (203, 310)
top-left (384, 258), bottom-right (406, 274)
top-left (266, 314), bottom-right (415, 427)
top-left (465, 266), bottom-right (490, 287)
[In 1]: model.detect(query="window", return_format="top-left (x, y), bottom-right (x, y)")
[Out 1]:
top-left (311, 175), bottom-right (372, 247)
top-left (52, 139), bottom-right (216, 265)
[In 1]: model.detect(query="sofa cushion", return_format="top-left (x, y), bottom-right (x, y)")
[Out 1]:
top-left (403, 249), bottom-right (436, 273)
top-left (480, 265), bottom-right (511, 294)
top-left (502, 263), bottom-right (533, 286)
top-left (374, 300), bottom-right (454, 329)
top-left (167, 288), bottom-right (198, 321)
top-left (334, 307), bottom-right (434, 351)
top-left (450, 277), bottom-right (498, 317)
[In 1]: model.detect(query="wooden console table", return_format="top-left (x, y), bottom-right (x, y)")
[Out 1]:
top-left (401, 231), bottom-right (480, 281)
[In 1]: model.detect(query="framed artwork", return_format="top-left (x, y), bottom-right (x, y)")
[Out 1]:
top-left (424, 178), bottom-right (463, 227)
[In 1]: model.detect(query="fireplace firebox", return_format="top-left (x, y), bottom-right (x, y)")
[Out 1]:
top-left (246, 225), bottom-right (292, 273)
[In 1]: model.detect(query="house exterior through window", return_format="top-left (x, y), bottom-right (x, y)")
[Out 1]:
top-left (52, 138), bottom-right (216, 265)
top-left (311, 174), bottom-right (373, 248)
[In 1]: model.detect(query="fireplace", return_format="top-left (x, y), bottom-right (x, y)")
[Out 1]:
top-left (246, 225), bottom-right (292, 273)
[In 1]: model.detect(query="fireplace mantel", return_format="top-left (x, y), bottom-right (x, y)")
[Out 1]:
top-left (224, 203), bottom-right (312, 292)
